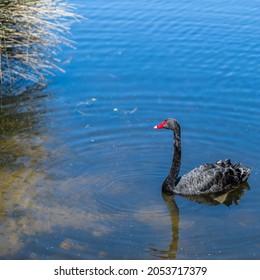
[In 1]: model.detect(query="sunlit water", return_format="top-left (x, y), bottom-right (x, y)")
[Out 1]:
top-left (1, 0), bottom-right (260, 259)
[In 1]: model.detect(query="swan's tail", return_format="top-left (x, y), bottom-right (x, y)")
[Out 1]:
top-left (234, 163), bottom-right (251, 183)
top-left (216, 159), bottom-right (251, 183)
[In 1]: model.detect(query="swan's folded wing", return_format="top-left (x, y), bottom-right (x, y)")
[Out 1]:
top-left (173, 164), bottom-right (235, 195)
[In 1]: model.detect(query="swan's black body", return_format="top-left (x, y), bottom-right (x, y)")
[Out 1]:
top-left (154, 118), bottom-right (251, 195)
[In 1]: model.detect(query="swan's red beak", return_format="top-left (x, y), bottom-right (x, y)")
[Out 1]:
top-left (154, 121), bottom-right (167, 129)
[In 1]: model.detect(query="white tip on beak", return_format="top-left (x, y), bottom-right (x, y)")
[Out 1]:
top-left (154, 125), bottom-right (158, 129)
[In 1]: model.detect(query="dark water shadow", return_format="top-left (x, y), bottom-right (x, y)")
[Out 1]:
top-left (151, 182), bottom-right (250, 259)
top-left (183, 182), bottom-right (250, 207)
top-left (0, 84), bottom-right (48, 167)
top-left (0, 80), bottom-right (46, 96)
top-left (0, 85), bottom-right (51, 257)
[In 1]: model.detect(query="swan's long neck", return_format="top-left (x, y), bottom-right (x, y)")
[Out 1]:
top-left (162, 121), bottom-right (181, 194)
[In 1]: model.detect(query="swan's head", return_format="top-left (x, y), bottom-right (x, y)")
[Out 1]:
top-left (154, 118), bottom-right (178, 130)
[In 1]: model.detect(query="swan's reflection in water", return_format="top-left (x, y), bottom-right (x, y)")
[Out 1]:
top-left (151, 182), bottom-right (250, 259)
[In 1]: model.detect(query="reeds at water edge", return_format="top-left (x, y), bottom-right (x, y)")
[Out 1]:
top-left (0, 0), bottom-right (80, 94)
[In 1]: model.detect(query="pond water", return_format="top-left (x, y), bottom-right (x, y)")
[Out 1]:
top-left (0, 0), bottom-right (260, 259)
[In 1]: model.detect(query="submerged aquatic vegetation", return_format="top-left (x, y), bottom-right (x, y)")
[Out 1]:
top-left (0, 0), bottom-right (79, 94)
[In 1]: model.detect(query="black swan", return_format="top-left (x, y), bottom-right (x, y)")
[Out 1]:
top-left (154, 118), bottom-right (251, 195)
